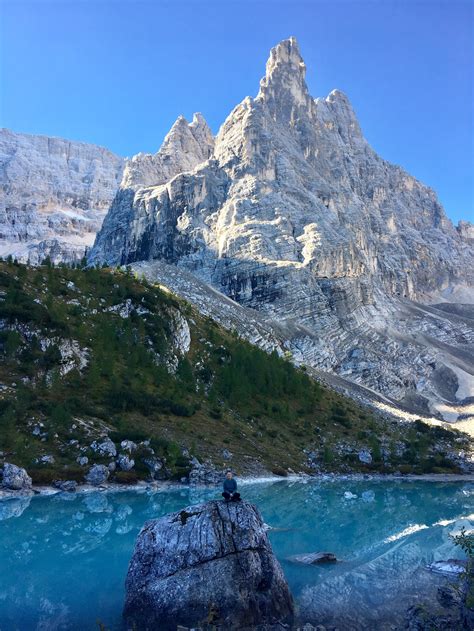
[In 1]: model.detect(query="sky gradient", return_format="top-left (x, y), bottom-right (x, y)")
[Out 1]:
top-left (1, 0), bottom-right (473, 224)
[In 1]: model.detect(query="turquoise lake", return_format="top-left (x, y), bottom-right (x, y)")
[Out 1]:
top-left (0, 479), bottom-right (472, 630)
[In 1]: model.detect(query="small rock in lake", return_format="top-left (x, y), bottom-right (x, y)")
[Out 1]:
top-left (427, 559), bottom-right (466, 575)
top-left (53, 480), bottom-right (77, 493)
top-left (286, 552), bottom-right (338, 565)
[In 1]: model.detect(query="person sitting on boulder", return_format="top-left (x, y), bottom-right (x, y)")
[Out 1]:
top-left (222, 470), bottom-right (241, 501)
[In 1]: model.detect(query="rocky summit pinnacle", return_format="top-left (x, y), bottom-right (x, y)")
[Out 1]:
top-left (257, 36), bottom-right (312, 116)
top-left (121, 112), bottom-right (214, 189)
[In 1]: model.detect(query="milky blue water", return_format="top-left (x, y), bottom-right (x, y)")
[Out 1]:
top-left (0, 479), bottom-right (472, 630)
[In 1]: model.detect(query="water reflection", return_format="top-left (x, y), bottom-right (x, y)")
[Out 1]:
top-left (0, 480), bottom-right (472, 630)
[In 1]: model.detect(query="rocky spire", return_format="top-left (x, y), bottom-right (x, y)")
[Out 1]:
top-left (313, 89), bottom-right (364, 145)
top-left (256, 37), bottom-right (313, 121)
top-left (189, 112), bottom-right (214, 158)
top-left (121, 113), bottom-right (214, 189)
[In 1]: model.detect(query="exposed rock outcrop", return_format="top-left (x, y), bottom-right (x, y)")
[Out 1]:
top-left (89, 37), bottom-right (474, 427)
top-left (1, 463), bottom-right (32, 491)
top-left (188, 461), bottom-right (222, 486)
top-left (84, 464), bottom-right (109, 486)
top-left (0, 128), bottom-right (124, 263)
top-left (123, 499), bottom-right (294, 630)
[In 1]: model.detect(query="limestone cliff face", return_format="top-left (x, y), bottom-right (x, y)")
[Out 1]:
top-left (0, 129), bottom-right (124, 263)
top-left (91, 37), bottom-right (473, 424)
top-left (92, 113), bottom-right (216, 266)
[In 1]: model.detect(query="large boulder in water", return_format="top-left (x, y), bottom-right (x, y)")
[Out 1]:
top-left (123, 499), bottom-right (294, 630)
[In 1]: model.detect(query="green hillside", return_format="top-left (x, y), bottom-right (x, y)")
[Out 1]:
top-left (0, 258), bottom-right (468, 484)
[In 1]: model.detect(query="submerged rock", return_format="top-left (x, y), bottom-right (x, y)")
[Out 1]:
top-left (1, 463), bottom-right (32, 491)
top-left (53, 480), bottom-right (77, 493)
top-left (123, 499), bottom-right (294, 630)
top-left (0, 496), bottom-right (32, 520)
top-left (286, 552), bottom-right (338, 565)
top-left (427, 559), bottom-right (466, 575)
top-left (343, 491), bottom-right (357, 499)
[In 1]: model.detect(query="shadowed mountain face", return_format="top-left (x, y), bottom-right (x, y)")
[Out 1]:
top-left (93, 38), bottom-right (469, 426)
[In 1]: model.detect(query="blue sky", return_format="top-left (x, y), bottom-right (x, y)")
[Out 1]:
top-left (1, 0), bottom-right (472, 224)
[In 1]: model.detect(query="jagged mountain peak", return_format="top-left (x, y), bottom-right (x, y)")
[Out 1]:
top-left (89, 38), bottom-right (473, 426)
top-left (120, 112), bottom-right (214, 190)
top-left (190, 111), bottom-right (211, 130)
top-left (256, 36), bottom-right (312, 118)
top-left (160, 112), bottom-right (212, 155)
top-left (314, 88), bottom-right (364, 144)
top-left (258, 36), bottom-right (306, 91)
top-left (189, 112), bottom-right (215, 151)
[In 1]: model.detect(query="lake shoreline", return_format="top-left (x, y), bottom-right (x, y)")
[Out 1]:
top-left (1, 471), bottom-right (473, 501)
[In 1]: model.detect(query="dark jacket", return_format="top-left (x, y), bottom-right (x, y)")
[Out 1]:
top-left (223, 477), bottom-right (237, 493)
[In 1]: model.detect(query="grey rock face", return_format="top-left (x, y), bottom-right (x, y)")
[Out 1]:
top-left (142, 456), bottom-right (164, 478)
top-left (123, 499), bottom-right (294, 630)
top-left (121, 113), bottom-right (214, 190)
top-left (89, 113), bottom-right (215, 267)
top-left (1, 463), bottom-right (32, 491)
top-left (189, 462), bottom-right (222, 486)
top-left (117, 454), bottom-right (135, 471)
top-left (0, 129), bottom-right (124, 263)
top-left (84, 464), bottom-right (109, 486)
top-left (358, 449), bottom-right (372, 464)
top-left (90, 37), bottom-right (474, 425)
top-left (120, 440), bottom-right (137, 453)
top-left (90, 438), bottom-right (116, 457)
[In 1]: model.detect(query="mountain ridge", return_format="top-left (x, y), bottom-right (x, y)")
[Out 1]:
top-left (88, 37), bottom-right (473, 429)
top-left (0, 37), bottom-right (472, 430)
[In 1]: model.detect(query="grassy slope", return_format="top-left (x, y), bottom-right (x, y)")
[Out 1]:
top-left (0, 260), bottom-right (468, 484)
